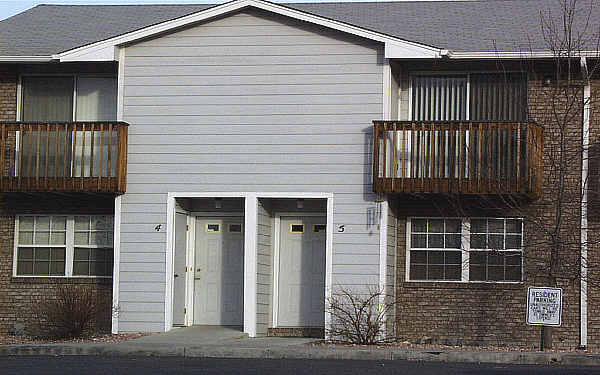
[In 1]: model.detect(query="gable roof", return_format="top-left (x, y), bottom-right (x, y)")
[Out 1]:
top-left (0, 0), bottom-right (598, 59)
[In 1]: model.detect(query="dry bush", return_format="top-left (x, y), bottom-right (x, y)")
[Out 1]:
top-left (32, 285), bottom-right (108, 339)
top-left (326, 287), bottom-right (396, 345)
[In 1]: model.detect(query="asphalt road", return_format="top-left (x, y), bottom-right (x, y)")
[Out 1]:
top-left (2, 356), bottom-right (600, 375)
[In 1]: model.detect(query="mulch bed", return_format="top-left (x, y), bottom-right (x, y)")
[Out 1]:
top-left (0, 332), bottom-right (150, 346)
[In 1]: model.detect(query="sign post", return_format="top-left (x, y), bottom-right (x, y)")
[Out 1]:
top-left (526, 287), bottom-right (563, 351)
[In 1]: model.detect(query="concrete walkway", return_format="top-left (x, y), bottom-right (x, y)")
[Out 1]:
top-left (2, 326), bottom-right (600, 366)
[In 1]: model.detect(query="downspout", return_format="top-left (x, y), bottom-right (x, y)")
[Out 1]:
top-left (580, 56), bottom-right (590, 349)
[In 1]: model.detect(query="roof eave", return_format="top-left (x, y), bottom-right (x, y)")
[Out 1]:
top-left (0, 55), bottom-right (54, 62)
top-left (52, 0), bottom-right (443, 62)
top-left (446, 51), bottom-right (600, 59)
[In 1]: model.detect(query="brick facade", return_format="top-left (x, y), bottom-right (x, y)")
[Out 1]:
top-left (0, 193), bottom-right (115, 335)
top-left (393, 62), bottom-right (600, 349)
top-left (0, 65), bottom-right (117, 336)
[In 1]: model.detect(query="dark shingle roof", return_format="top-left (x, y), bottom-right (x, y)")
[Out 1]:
top-left (0, 1), bottom-right (598, 56)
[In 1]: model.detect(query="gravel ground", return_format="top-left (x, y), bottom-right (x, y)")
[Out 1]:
top-left (0, 332), bottom-right (150, 345)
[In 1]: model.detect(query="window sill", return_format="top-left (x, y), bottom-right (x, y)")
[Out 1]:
top-left (401, 280), bottom-right (524, 290)
top-left (11, 276), bottom-right (112, 284)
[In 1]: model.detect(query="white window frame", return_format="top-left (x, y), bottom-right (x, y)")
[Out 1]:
top-left (13, 215), bottom-right (114, 278)
top-left (406, 217), bottom-right (524, 284)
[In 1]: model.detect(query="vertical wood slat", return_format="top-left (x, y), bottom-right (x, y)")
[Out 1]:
top-left (107, 123), bottom-right (113, 179)
top-left (458, 123), bottom-right (463, 192)
top-left (89, 123), bottom-right (95, 189)
top-left (9, 127), bottom-right (15, 191)
top-left (516, 124), bottom-right (521, 190)
top-left (401, 126), bottom-right (406, 192)
top-left (35, 125), bottom-right (40, 188)
top-left (26, 125), bottom-right (33, 189)
top-left (71, 124), bottom-right (78, 191)
top-left (507, 123), bottom-right (513, 193)
top-left (372, 122), bottom-right (380, 192)
top-left (496, 123), bottom-right (501, 186)
top-left (487, 123), bottom-right (492, 193)
top-left (477, 123), bottom-right (482, 193)
top-left (54, 125), bottom-right (59, 188)
top-left (44, 123), bottom-right (49, 190)
top-left (63, 123), bottom-right (69, 190)
top-left (18, 124), bottom-right (23, 189)
top-left (410, 122), bottom-right (419, 191)
top-left (429, 123), bottom-right (434, 187)
top-left (80, 123), bottom-right (86, 190)
top-left (118, 123), bottom-right (128, 193)
top-left (420, 123), bottom-right (425, 191)
top-left (98, 123), bottom-right (104, 191)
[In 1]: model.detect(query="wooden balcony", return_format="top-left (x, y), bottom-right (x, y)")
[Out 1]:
top-left (0, 122), bottom-right (128, 194)
top-left (373, 121), bottom-right (543, 198)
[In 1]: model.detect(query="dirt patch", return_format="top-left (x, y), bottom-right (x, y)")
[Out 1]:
top-left (0, 332), bottom-right (151, 346)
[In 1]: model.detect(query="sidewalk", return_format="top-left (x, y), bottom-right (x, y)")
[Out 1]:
top-left (1, 326), bottom-right (600, 366)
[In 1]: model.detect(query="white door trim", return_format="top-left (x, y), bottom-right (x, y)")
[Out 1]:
top-left (184, 214), bottom-right (195, 327)
top-left (191, 212), bottom-right (244, 217)
top-left (272, 212), bottom-right (326, 328)
top-left (165, 192), bottom-right (334, 337)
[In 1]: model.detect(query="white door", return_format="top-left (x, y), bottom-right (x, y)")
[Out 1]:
top-left (278, 216), bottom-right (326, 327)
top-left (172, 212), bottom-right (188, 326)
top-left (193, 217), bottom-right (244, 325)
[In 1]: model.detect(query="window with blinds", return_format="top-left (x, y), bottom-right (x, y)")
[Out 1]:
top-left (410, 72), bottom-right (528, 121)
top-left (469, 73), bottom-right (528, 122)
top-left (403, 73), bottom-right (528, 178)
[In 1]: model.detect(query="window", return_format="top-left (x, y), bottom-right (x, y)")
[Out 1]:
top-left (19, 75), bottom-right (118, 178)
top-left (469, 218), bottom-right (523, 282)
top-left (73, 216), bottom-right (114, 277)
top-left (15, 215), bottom-right (114, 277)
top-left (21, 75), bottom-right (117, 122)
top-left (407, 217), bottom-right (523, 282)
top-left (411, 73), bottom-right (528, 121)
top-left (409, 218), bottom-right (463, 281)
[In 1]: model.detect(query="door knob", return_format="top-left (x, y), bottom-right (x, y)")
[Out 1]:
top-left (174, 274), bottom-right (179, 278)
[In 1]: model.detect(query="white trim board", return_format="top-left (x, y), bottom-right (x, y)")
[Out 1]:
top-left (53, 0), bottom-right (442, 62)
top-left (112, 196), bottom-right (122, 334)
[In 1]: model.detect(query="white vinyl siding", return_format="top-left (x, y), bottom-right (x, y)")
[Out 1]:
top-left (119, 9), bottom-right (383, 331)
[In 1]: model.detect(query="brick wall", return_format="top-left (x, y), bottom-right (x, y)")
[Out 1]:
top-left (0, 193), bottom-right (115, 335)
top-left (0, 65), bottom-right (17, 121)
top-left (0, 64), bottom-right (120, 336)
top-left (393, 64), bottom-right (597, 349)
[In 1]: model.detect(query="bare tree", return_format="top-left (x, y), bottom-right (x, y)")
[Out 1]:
top-left (453, 0), bottom-right (600, 348)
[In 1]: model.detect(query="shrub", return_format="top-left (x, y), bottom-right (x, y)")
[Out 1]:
top-left (33, 285), bottom-right (108, 339)
top-left (326, 287), bottom-right (396, 345)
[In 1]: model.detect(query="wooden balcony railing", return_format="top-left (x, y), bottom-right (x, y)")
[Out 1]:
top-left (373, 121), bottom-right (543, 198)
top-left (0, 122), bottom-right (128, 194)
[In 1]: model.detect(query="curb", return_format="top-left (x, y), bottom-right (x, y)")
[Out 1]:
top-left (1, 344), bottom-right (600, 366)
